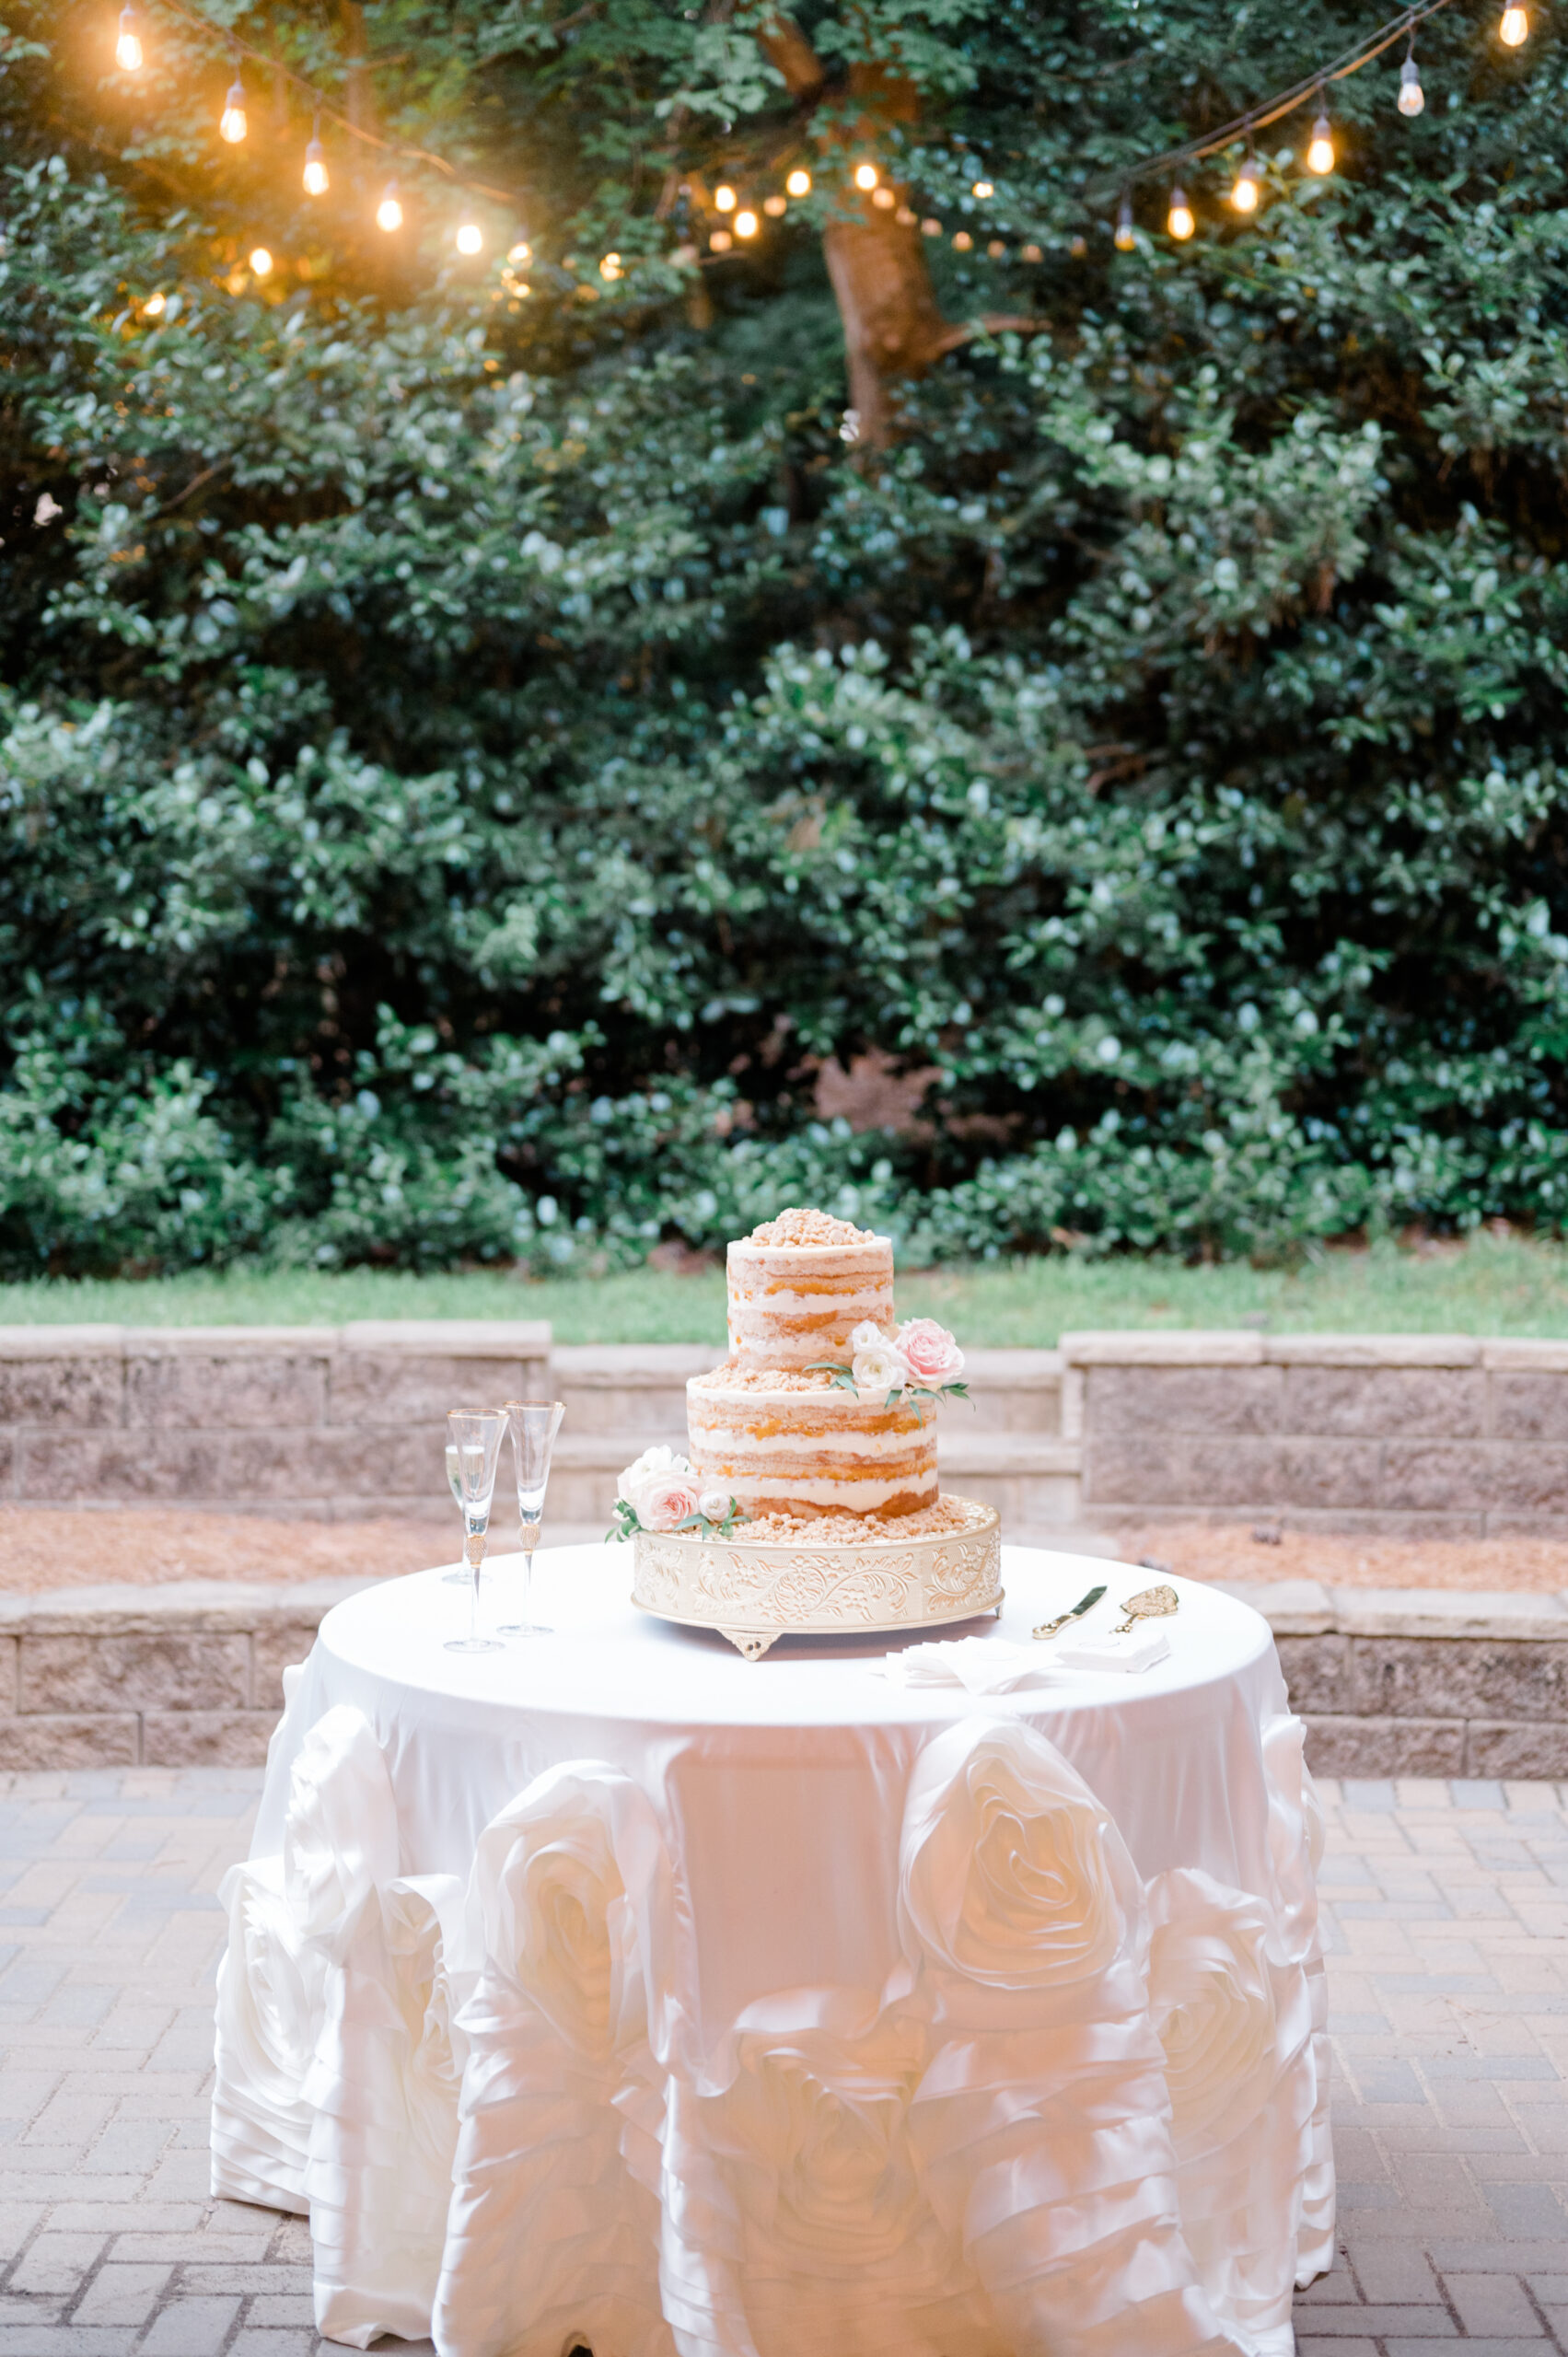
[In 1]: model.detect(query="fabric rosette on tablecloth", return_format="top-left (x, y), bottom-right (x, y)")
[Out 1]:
top-left (211, 1703), bottom-right (400, 2212)
top-left (433, 1760), bottom-right (677, 2357)
top-left (896, 1716), bottom-right (1239, 2357)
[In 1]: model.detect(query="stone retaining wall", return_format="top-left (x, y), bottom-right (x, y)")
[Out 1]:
top-left (0, 1324), bottom-right (548, 1520)
top-left (1065, 1329), bottom-right (1568, 1537)
top-left (0, 1574), bottom-right (1559, 1776)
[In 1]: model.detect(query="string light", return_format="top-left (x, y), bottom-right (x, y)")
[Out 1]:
top-left (115, 6), bottom-right (143, 72)
top-left (854, 161), bottom-right (879, 191)
top-left (714, 183), bottom-right (737, 212)
top-left (873, 185), bottom-right (895, 209)
top-left (709, 227), bottom-right (733, 251)
top-left (1399, 31), bottom-right (1425, 114)
top-left (735, 209), bottom-right (759, 238)
top-left (599, 250), bottom-right (622, 279)
top-left (971, 179), bottom-right (993, 199)
top-left (952, 228), bottom-right (973, 250)
top-left (144, 291), bottom-right (166, 315)
top-left (921, 217), bottom-right (942, 236)
top-left (303, 117), bottom-right (329, 195)
top-left (249, 246), bottom-right (273, 276)
top-left (1115, 191), bottom-right (1135, 250)
top-left (1230, 143), bottom-right (1261, 213)
top-left (376, 181), bottom-right (402, 232)
top-left (1500, 3), bottom-right (1528, 41)
top-left (763, 193), bottom-right (786, 216)
top-left (1306, 94), bottom-right (1335, 173)
top-left (507, 240), bottom-right (531, 265)
top-left (785, 168), bottom-right (811, 198)
top-left (1167, 184), bottom-right (1195, 240)
top-left (218, 65), bottom-right (248, 145)
top-left (456, 218), bottom-right (483, 253)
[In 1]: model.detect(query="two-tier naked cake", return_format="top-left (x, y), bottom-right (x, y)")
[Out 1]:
top-left (621, 1208), bottom-right (1001, 1656)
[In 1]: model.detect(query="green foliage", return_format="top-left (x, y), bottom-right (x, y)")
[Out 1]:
top-left (4, 0), bottom-right (1568, 1272)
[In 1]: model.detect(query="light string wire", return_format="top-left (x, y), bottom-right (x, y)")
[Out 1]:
top-left (1114, 0), bottom-right (1467, 190)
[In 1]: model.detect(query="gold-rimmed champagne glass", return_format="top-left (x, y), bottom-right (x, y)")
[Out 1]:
top-left (443, 1408), bottom-right (507, 1655)
top-left (497, 1399), bottom-right (564, 1636)
top-left (442, 1441), bottom-right (483, 1584)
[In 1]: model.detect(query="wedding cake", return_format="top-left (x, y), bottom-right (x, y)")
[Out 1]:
top-left (619, 1209), bottom-right (1002, 1655)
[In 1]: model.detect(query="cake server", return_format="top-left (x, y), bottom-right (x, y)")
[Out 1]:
top-left (1032, 1584), bottom-right (1107, 1642)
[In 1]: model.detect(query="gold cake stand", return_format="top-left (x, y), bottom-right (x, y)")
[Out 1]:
top-left (631, 1498), bottom-right (1002, 1660)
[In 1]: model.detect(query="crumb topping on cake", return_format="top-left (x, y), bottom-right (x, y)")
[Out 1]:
top-left (747, 1207), bottom-right (878, 1246)
top-left (691, 1362), bottom-right (837, 1394)
top-left (740, 1494), bottom-right (990, 1545)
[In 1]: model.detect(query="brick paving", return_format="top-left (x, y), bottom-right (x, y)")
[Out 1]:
top-left (0, 1770), bottom-right (1556, 2353)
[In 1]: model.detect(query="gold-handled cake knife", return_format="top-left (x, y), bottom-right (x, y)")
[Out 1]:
top-left (1032, 1584), bottom-right (1107, 1642)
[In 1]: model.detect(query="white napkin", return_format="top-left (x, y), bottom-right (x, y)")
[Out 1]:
top-left (879, 1637), bottom-right (1046, 1694)
top-left (1052, 1625), bottom-right (1171, 1675)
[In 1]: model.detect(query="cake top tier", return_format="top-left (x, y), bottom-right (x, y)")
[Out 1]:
top-left (726, 1207), bottom-right (894, 1369)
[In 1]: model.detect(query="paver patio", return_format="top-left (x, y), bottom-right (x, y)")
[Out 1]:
top-left (0, 1766), bottom-right (1558, 2354)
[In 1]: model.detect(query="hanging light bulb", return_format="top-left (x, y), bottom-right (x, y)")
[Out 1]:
top-left (1230, 139), bottom-right (1261, 214)
top-left (714, 183), bottom-right (737, 212)
top-left (219, 66), bottom-right (248, 145)
top-left (115, 6), bottom-right (143, 72)
top-left (303, 117), bottom-right (329, 196)
top-left (854, 161), bottom-right (879, 191)
top-left (785, 168), bottom-right (811, 198)
top-left (1399, 34), bottom-right (1425, 115)
top-left (763, 192), bottom-right (786, 217)
top-left (971, 179), bottom-right (993, 199)
top-left (1167, 183), bottom-right (1195, 240)
top-left (249, 246), bottom-right (273, 277)
top-left (735, 208), bottom-right (759, 238)
top-left (1306, 93), bottom-right (1335, 174)
top-left (508, 239), bottom-right (531, 265)
top-left (144, 290), bottom-right (166, 316)
top-left (1114, 191), bottom-right (1135, 250)
top-left (1500, 3), bottom-right (1528, 42)
top-left (709, 227), bottom-right (733, 251)
top-left (376, 181), bottom-right (403, 232)
top-left (599, 250), bottom-right (623, 279)
top-left (456, 218), bottom-right (483, 254)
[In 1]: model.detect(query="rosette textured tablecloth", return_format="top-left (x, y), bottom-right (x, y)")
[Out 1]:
top-left (214, 1545), bottom-right (1333, 2357)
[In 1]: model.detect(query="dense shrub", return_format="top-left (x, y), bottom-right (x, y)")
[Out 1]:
top-left (4, 1), bottom-right (1568, 1271)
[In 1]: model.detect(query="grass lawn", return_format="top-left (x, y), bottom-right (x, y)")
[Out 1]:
top-left (5, 1231), bottom-right (1568, 1344)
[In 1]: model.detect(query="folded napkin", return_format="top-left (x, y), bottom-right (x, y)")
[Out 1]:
top-left (879, 1637), bottom-right (1046, 1694)
top-left (1052, 1625), bottom-right (1171, 1675)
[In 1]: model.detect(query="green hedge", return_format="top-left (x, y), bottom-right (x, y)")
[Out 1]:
top-left (5, 2), bottom-right (1568, 1271)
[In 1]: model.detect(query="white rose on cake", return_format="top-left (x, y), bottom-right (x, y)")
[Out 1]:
top-left (616, 1444), bottom-right (691, 1516)
top-left (850, 1333), bottom-right (910, 1406)
top-left (697, 1486), bottom-right (734, 1526)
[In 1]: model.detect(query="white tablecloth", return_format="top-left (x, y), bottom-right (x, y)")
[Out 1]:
top-left (214, 1544), bottom-right (1333, 2357)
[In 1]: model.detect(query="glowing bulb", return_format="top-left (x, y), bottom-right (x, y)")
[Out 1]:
top-left (1399, 56), bottom-right (1424, 113)
top-left (1500, 3), bottom-right (1527, 41)
top-left (1306, 110), bottom-right (1334, 173)
top-left (249, 246), bottom-right (273, 277)
top-left (457, 220), bottom-right (483, 254)
top-left (709, 227), bottom-right (732, 251)
top-left (1114, 192), bottom-right (1135, 250)
top-left (508, 240), bottom-right (531, 265)
top-left (219, 78), bottom-right (248, 144)
top-left (1167, 186), bottom-right (1195, 241)
top-left (599, 250), bottom-right (622, 279)
top-left (786, 168), bottom-right (811, 198)
top-left (952, 229), bottom-right (973, 251)
top-left (376, 184), bottom-right (403, 233)
top-left (1230, 156), bottom-right (1260, 213)
top-left (144, 290), bottom-right (165, 315)
top-left (115, 7), bottom-right (143, 71)
top-left (763, 193), bottom-right (786, 216)
top-left (714, 183), bottom-right (737, 211)
top-left (303, 138), bottom-right (328, 196)
top-left (921, 217), bottom-right (941, 236)
top-left (971, 180), bottom-right (993, 199)
top-left (735, 210), bottom-right (758, 238)
top-left (854, 161), bottom-right (878, 191)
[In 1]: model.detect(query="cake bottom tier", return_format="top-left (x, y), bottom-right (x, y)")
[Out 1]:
top-left (631, 1494), bottom-right (1001, 1659)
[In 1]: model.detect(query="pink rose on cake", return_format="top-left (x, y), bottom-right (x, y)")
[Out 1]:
top-left (896, 1319), bottom-right (965, 1388)
top-left (639, 1469), bottom-right (703, 1532)
top-left (616, 1444), bottom-right (691, 1519)
top-left (610, 1447), bottom-right (745, 1539)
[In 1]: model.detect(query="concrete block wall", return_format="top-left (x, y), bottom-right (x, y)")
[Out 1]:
top-left (0, 1323), bottom-right (549, 1521)
top-left (1065, 1329), bottom-right (1568, 1537)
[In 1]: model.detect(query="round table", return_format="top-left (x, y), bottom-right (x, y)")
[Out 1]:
top-left (214, 1544), bottom-right (1333, 2357)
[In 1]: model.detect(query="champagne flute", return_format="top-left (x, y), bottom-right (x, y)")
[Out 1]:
top-left (442, 1442), bottom-right (482, 1584)
top-left (497, 1399), bottom-right (564, 1636)
top-left (443, 1408), bottom-right (507, 1655)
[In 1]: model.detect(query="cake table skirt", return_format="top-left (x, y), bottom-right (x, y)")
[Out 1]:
top-left (215, 1544), bottom-right (1333, 2357)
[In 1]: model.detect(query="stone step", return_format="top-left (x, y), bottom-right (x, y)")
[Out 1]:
top-left (551, 1344), bottom-right (1065, 1437)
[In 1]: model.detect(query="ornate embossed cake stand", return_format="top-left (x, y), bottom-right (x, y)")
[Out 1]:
top-left (631, 1499), bottom-right (1003, 1660)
